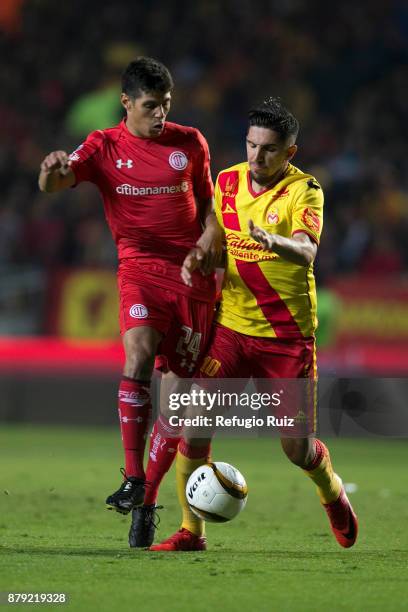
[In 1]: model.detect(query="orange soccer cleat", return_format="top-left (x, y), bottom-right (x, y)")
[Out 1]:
top-left (149, 528), bottom-right (207, 552)
top-left (323, 485), bottom-right (358, 548)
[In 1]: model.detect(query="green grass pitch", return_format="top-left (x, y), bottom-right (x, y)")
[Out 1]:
top-left (1, 425), bottom-right (407, 611)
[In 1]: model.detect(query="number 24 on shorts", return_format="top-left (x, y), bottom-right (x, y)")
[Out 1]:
top-left (176, 326), bottom-right (202, 370)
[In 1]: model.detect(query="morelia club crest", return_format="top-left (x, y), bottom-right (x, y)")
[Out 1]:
top-left (169, 151), bottom-right (188, 170)
top-left (302, 207), bottom-right (320, 233)
top-left (267, 207), bottom-right (280, 224)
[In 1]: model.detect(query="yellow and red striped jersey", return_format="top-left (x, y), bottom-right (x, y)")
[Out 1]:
top-left (214, 161), bottom-right (324, 338)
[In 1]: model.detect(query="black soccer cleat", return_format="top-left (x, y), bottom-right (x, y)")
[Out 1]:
top-left (129, 504), bottom-right (163, 548)
top-left (106, 468), bottom-right (145, 515)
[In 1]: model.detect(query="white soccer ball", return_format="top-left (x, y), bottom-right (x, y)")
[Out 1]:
top-left (186, 462), bottom-right (248, 523)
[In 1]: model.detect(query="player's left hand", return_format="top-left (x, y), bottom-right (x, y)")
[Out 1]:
top-left (248, 219), bottom-right (275, 251)
top-left (181, 247), bottom-right (205, 287)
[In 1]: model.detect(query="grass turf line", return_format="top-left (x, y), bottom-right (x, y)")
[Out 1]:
top-left (0, 425), bottom-right (407, 611)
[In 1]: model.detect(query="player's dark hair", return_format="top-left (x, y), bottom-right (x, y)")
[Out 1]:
top-left (248, 97), bottom-right (299, 143)
top-left (121, 57), bottom-right (174, 98)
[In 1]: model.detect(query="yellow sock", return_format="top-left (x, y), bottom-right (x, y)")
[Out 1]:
top-left (176, 449), bottom-right (209, 537)
top-left (303, 441), bottom-right (342, 504)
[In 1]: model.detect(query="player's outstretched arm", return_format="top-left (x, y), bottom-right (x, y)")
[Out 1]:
top-left (38, 151), bottom-right (76, 193)
top-left (248, 219), bottom-right (317, 266)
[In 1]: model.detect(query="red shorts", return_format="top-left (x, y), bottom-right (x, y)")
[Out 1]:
top-left (118, 274), bottom-right (214, 378)
top-left (199, 323), bottom-right (316, 379)
top-left (198, 323), bottom-right (317, 436)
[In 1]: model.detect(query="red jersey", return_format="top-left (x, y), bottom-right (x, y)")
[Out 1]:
top-left (69, 119), bottom-right (215, 301)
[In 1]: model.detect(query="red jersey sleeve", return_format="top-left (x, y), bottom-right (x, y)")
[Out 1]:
top-left (68, 130), bottom-right (105, 185)
top-left (191, 129), bottom-right (214, 200)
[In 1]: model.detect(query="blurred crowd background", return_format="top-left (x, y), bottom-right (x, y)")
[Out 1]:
top-left (0, 0), bottom-right (407, 344)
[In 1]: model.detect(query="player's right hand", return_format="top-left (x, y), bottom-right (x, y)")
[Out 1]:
top-left (248, 219), bottom-right (275, 251)
top-left (181, 247), bottom-right (204, 287)
top-left (40, 151), bottom-right (71, 175)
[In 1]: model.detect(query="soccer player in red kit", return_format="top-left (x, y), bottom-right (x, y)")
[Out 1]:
top-left (38, 57), bottom-right (222, 547)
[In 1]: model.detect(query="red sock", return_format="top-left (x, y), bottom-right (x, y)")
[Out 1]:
top-left (304, 439), bottom-right (327, 471)
top-left (118, 377), bottom-right (151, 479)
top-left (144, 415), bottom-right (181, 505)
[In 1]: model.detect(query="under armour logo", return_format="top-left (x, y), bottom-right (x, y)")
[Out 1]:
top-left (121, 416), bottom-right (144, 423)
top-left (180, 358), bottom-right (195, 372)
top-left (116, 158), bottom-right (133, 169)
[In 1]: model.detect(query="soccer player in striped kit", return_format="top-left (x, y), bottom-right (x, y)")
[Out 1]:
top-left (151, 97), bottom-right (358, 551)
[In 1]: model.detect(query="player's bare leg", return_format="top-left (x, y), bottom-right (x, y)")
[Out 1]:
top-left (280, 437), bottom-right (358, 547)
top-left (106, 326), bottom-right (162, 514)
